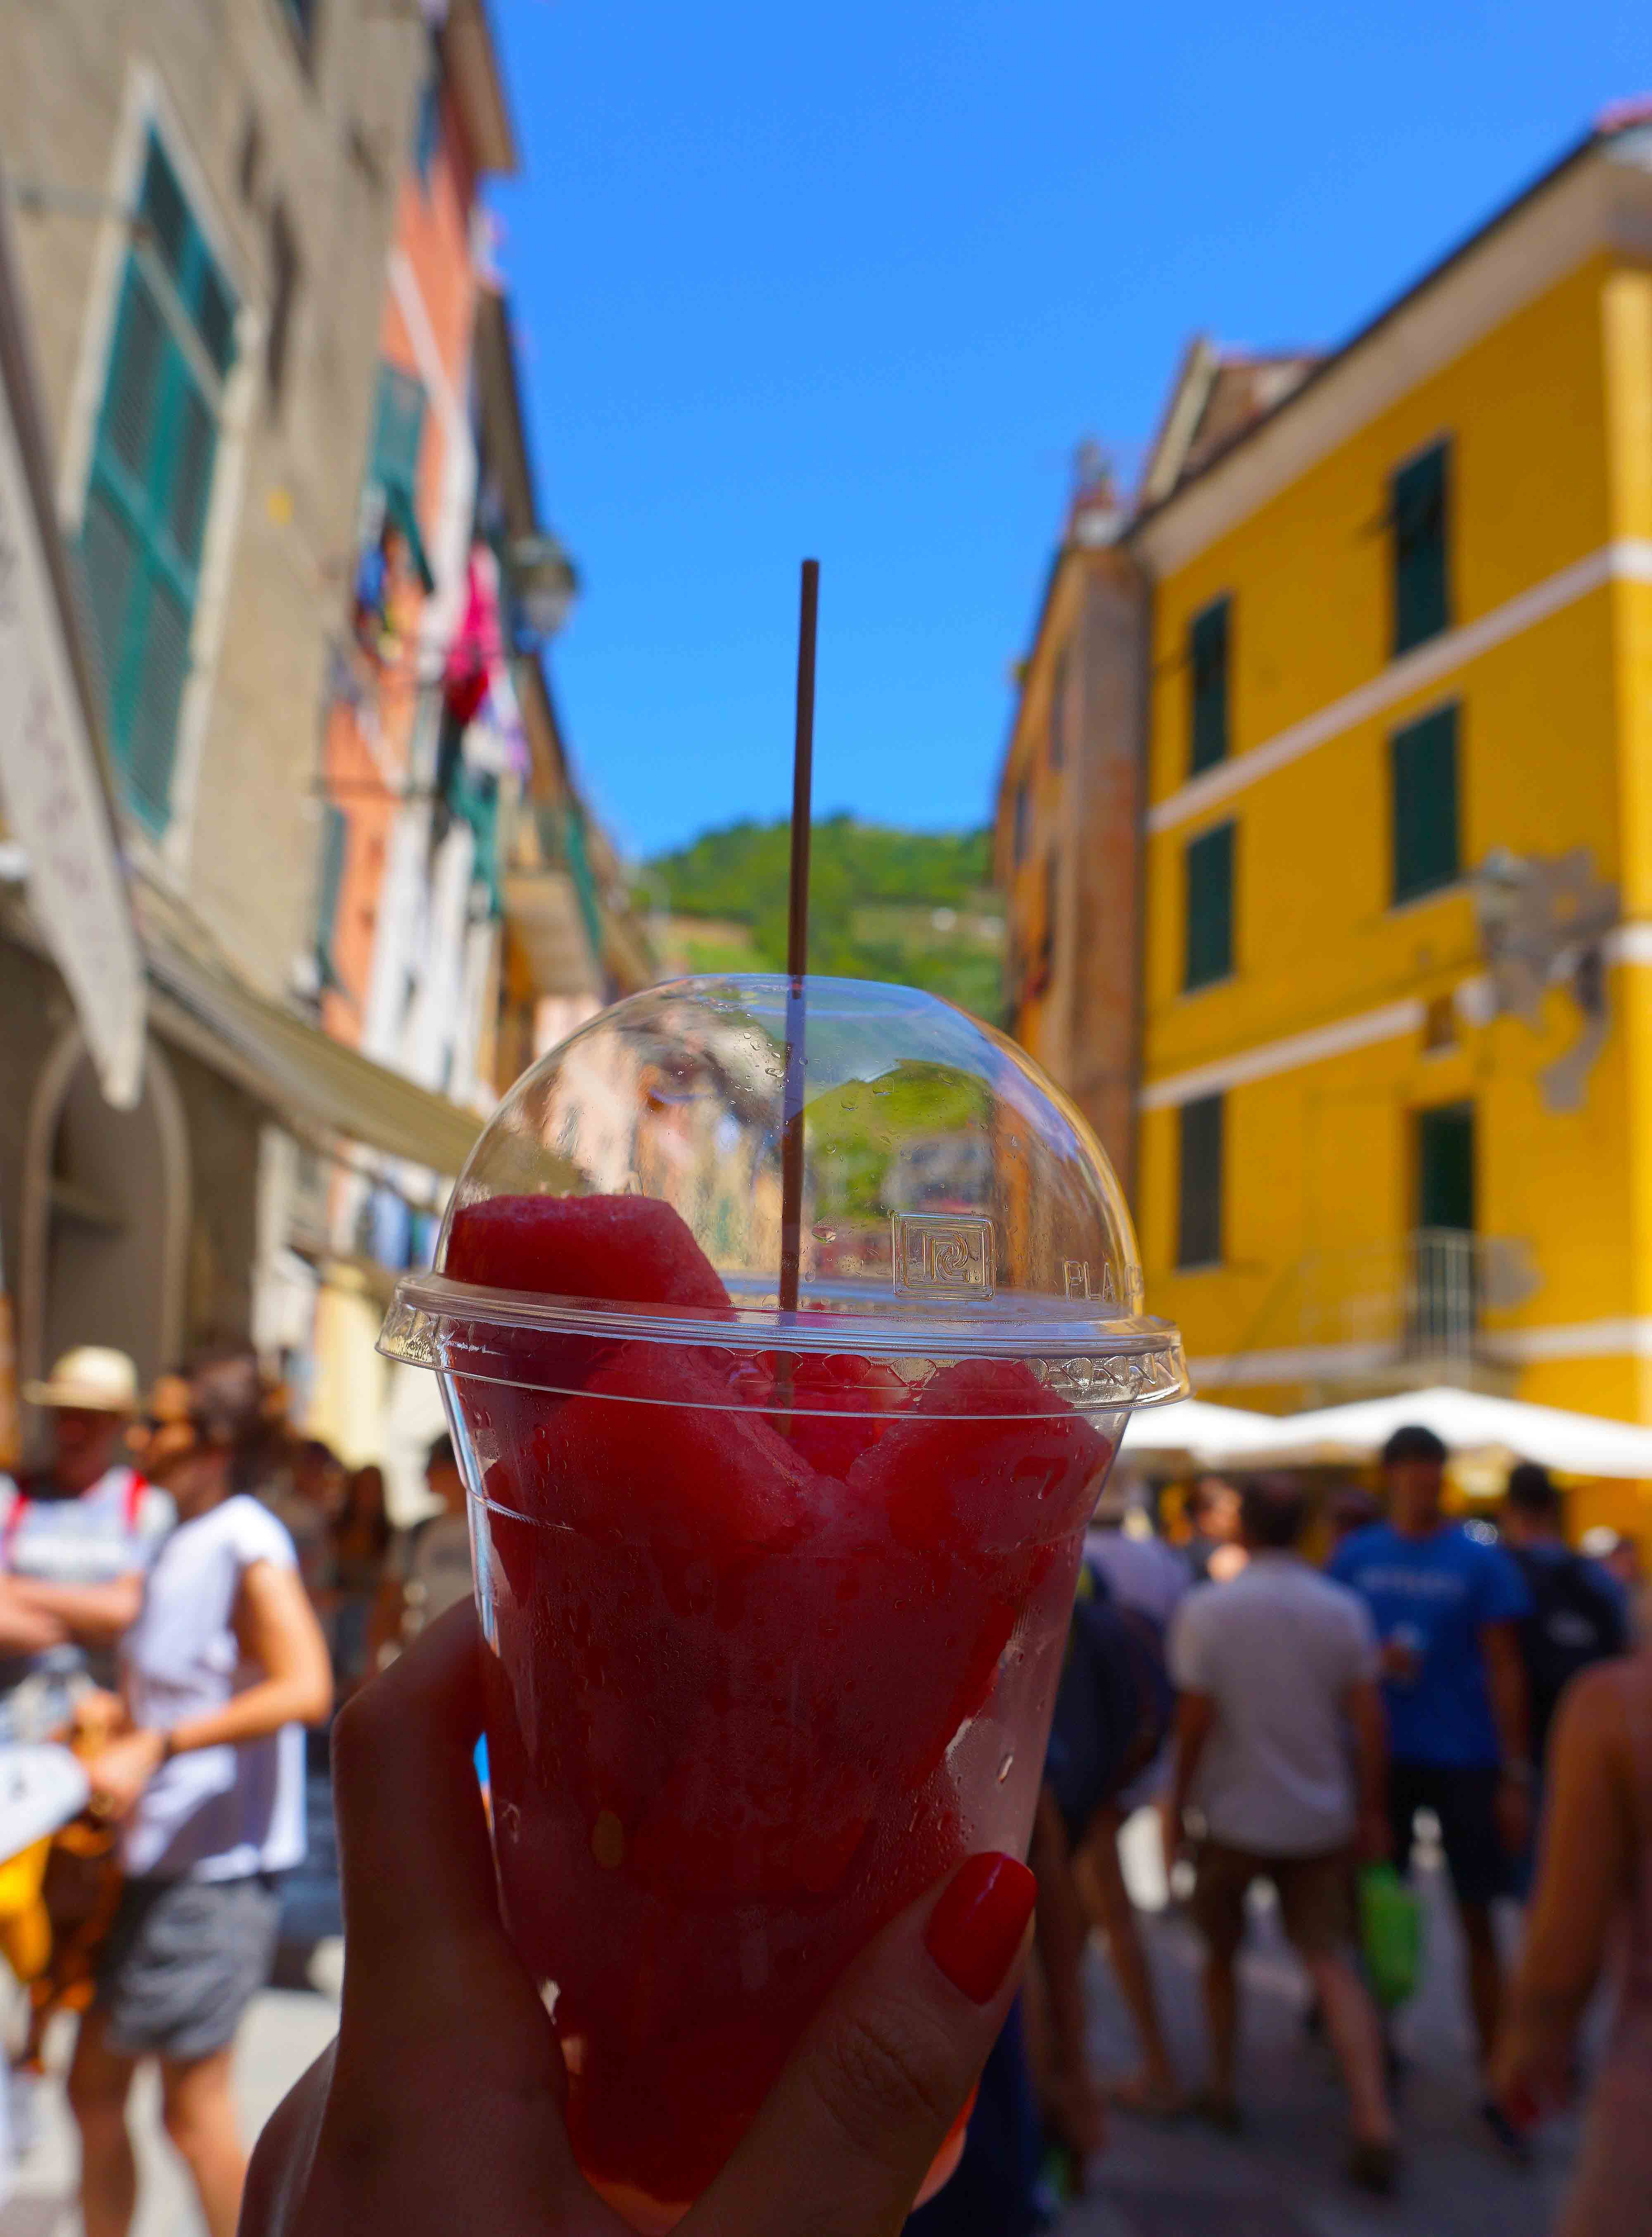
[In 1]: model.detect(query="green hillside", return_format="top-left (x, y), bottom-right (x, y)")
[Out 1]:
top-left (640, 815), bottom-right (1006, 1022)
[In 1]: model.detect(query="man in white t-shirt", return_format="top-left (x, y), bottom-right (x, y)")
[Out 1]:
top-left (0, 1348), bottom-right (173, 1738)
top-left (68, 1350), bottom-right (332, 2237)
top-left (1165, 1476), bottom-right (1396, 2192)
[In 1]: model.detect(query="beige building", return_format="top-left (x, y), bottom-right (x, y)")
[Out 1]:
top-left (0, 0), bottom-right (489, 1434)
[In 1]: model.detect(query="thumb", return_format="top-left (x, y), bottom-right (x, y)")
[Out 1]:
top-left (691, 1853), bottom-right (1035, 2237)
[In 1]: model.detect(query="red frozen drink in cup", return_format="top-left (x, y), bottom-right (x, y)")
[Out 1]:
top-left (379, 978), bottom-right (1185, 2230)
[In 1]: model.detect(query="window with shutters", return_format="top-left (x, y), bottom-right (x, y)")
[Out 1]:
top-left (1011, 778), bottom-right (1030, 867)
top-left (366, 362), bottom-right (428, 570)
top-left (1184, 820), bottom-right (1234, 990)
top-left (1391, 441), bottom-right (1449, 655)
top-left (1390, 703), bottom-right (1459, 905)
top-left (265, 202), bottom-right (300, 417)
top-left (280, 0), bottom-right (318, 60)
top-left (1033, 851), bottom-right (1058, 989)
top-left (1188, 596), bottom-right (1230, 774)
top-left (414, 62), bottom-right (442, 190)
top-left (1049, 645), bottom-right (1067, 769)
top-left (1177, 1095), bottom-right (1223, 1268)
top-left (78, 133), bottom-right (235, 835)
top-left (316, 803), bottom-right (349, 988)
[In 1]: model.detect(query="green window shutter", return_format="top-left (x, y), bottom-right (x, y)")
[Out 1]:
top-left (169, 385), bottom-right (217, 565)
top-left (1049, 645), bottom-right (1067, 768)
top-left (138, 140), bottom-right (188, 282)
top-left (124, 580), bottom-right (191, 826)
top-left (1178, 1094), bottom-right (1224, 1268)
top-left (370, 365), bottom-right (427, 503)
top-left (316, 803), bottom-right (350, 983)
top-left (1391, 704), bottom-right (1459, 904)
top-left (1417, 1101), bottom-right (1475, 1232)
top-left (79, 486), bottom-right (138, 710)
top-left (1184, 819), bottom-right (1234, 990)
top-left (1392, 442), bottom-right (1449, 654)
top-left (196, 265), bottom-right (237, 380)
top-left (1188, 596), bottom-right (1229, 774)
top-left (104, 271), bottom-right (166, 480)
top-left (78, 135), bottom-right (235, 835)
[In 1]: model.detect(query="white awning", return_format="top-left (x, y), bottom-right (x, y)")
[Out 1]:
top-left (1219, 1385), bottom-right (1652, 1480)
top-left (145, 923), bottom-right (484, 1182)
top-left (1119, 1396), bottom-right (1288, 1469)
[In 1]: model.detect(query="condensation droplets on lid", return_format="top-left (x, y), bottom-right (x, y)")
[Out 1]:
top-left (377, 976), bottom-right (1187, 1401)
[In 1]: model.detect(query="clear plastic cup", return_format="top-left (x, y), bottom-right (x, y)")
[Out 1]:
top-left (379, 977), bottom-right (1185, 2230)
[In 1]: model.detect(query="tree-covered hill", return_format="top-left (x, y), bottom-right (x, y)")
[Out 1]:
top-left (639, 815), bottom-right (1005, 1023)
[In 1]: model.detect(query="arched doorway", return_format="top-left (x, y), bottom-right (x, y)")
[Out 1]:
top-left (20, 1028), bottom-right (189, 1455)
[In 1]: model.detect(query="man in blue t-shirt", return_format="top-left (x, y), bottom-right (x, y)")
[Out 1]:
top-left (1329, 1423), bottom-right (1532, 2075)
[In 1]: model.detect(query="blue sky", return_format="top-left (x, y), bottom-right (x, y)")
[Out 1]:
top-left (489, 0), bottom-right (1645, 862)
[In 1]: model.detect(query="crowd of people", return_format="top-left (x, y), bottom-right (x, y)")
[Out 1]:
top-left (0, 1341), bottom-right (459, 2235)
top-left (0, 1343), bottom-right (1649, 2237)
top-left (1006, 1422), bottom-right (1643, 2235)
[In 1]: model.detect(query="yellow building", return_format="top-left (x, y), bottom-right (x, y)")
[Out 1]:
top-left (1142, 111), bottom-right (1652, 1430)
top-left (1001, 109), bottom-right (1652, 1487)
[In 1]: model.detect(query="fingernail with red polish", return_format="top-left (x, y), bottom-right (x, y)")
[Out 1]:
top-left (924, 1852), bottom-right (1036, 2004)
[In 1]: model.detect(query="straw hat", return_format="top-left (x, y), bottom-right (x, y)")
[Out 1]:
top-left (23, 1346), bottom-right (139, 1413)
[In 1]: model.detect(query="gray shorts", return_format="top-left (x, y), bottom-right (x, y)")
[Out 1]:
top-left (96, 1874), bottom-right (281, 2061)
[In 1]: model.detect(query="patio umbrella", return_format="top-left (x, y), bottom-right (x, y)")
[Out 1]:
top-left (1118, 1396), bottom-right (1289, 1471)
top-left (1227, 1385), bottom-right (1652, 1479)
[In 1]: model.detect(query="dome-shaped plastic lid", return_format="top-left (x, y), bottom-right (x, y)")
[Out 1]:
top-left (378, 976), bottom-right (1187, 1410)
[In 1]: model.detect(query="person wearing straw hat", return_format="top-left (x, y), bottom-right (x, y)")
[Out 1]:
top-left (0, 1349), bottom-right (174, 1743)
top-left (68, 1347), bottom-right (331, 2237)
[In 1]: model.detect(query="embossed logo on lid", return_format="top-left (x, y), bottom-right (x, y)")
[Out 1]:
top-left (890, 1211), bottom-right (996, 1299)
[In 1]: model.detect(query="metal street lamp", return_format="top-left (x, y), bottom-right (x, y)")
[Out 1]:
top-left (506, 532), bottom-right (578, 647)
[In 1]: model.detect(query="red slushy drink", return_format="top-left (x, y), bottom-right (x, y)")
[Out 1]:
top-left (379, 980), bottom-right (1185, 2230)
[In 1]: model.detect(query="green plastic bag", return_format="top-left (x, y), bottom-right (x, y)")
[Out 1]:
top-left (1358, 1864), bottom-right (1424, 2010)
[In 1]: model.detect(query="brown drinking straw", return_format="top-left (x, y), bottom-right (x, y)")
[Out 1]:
top-left (778, 558), bottom-right (819, 1320)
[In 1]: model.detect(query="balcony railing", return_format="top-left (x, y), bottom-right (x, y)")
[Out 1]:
top-left (1217, 1228), bottom-right (1536, 1397)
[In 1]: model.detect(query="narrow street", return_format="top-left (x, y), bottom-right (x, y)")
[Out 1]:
top-left (0, 1836), bottom-right (1586, 2237)
top-left (0, 1962), bottom-right (339, 2237)
top-left (1072, 1836), bottom-right (1578, 2237)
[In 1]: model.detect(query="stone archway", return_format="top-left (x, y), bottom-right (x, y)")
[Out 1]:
top-left (20, 1028), bottom-right (190, 1450)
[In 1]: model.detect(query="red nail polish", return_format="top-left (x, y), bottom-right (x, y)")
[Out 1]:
top-left (924, 1852), bottom-right (1036, 2004)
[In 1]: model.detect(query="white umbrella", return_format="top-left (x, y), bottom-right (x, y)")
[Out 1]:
top-left (1119, 1396), bottom-right (1287, 1469)
top-left (1230, 1385), bottom-right (1652, 1479)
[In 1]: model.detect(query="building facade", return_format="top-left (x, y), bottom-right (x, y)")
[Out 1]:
top-left (1000, 111), bottom-right (1652, 1450)
top-left (0, 1), bottom-right (506, 1457)
top-left (995, 462), bottom-right (1144, 1202)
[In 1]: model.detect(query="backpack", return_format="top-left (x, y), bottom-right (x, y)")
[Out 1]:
top-left (1044, 1564), bottom-right (1175, 1842)
top-left (1512, 1546), bottom-right (1628, 1759)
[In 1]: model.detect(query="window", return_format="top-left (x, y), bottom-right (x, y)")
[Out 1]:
top-left (363, 361), bottom-right (432, 582)
top-left (237, 110), bottom-right (262, 204)
top-left (1049, 645), bottom-right (1068, 769)
top-left (1390, 703), bottom-right (1459, 904)
top-left (316, 801), bottom-right (349, 988)
top-left (369, 363), bottom-right (425, 515)
top-left (1184, 819), bottom-right (1234, 990)
top-left (280, 0), bottom-right (318, 58)
top-left (1040, 851), bottom-right (1058, 973)
top-left (414, 60), bottom-right (441, 190)
top-left (1188, 596), bottom-right (1229, 774)
top-left (1011, 778), bottom-right (1030, 866)
top-left (1417, 1101), bottom-right (1474, 1232)
top-left (1177, 1095), bottom-right (1223, 1268)
top-left (1392, 441), bottom-right (1449, 654)
top-left (265, 202), bottom-right (300, 417)
top-left (79, 133), bottom-right (236, 833)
